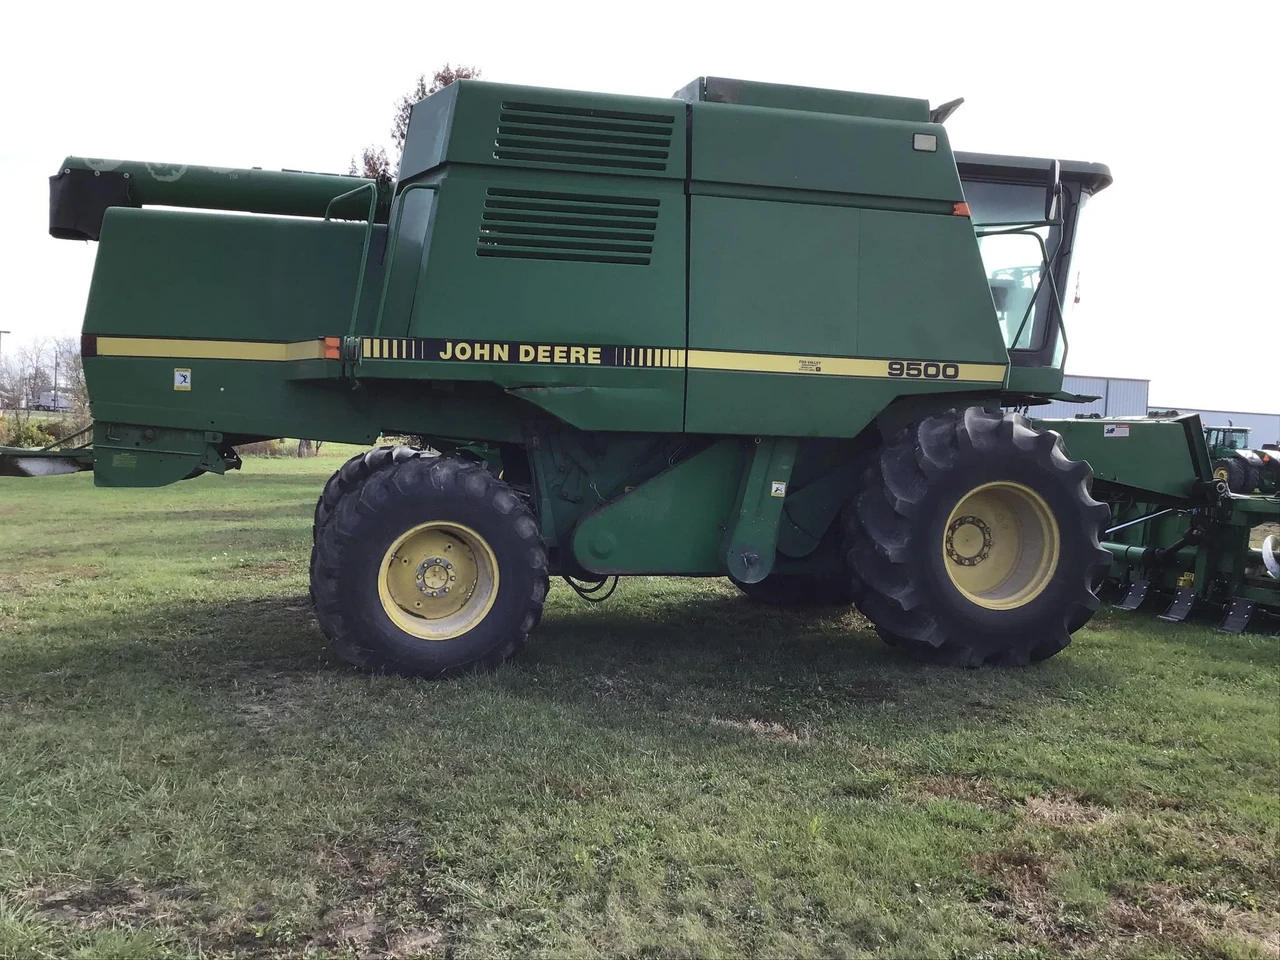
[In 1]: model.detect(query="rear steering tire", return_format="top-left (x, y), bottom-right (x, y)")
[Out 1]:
top-left (844, 408), bottom-right (1111, 666)
top-left (310, 454), bottom-right (548, 678)
top-left (312, 445), bottom-right (424, 539)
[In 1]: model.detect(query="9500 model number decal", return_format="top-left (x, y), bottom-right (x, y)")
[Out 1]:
top-left (684, 350), bottom-right (1006, 384)
top-left (887, 360), bottom-right (960, 380)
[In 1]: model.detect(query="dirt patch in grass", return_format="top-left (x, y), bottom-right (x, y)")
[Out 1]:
top-left (305, 905), bottom-right (444, 959)
top-left (160, 509), bottom-right (273, 522)
top-left (230, 670), bottom-right (321, 731)
top-left (970, 850), bottom-right (1280, 957)
top-left (32, 881), bottom-right (205, 930)
top-left (706, 715), bottom-right (811, 744)
top-left (234, 560), bottom-right (297, 581)
top-left (1106, 883), bottom-right (1279, 956)
top-left (174, 837), bottom-right (453, 957)
top-left (45, 565), bottom-right (105, 581)
top-left (27, 874), bottom-right (446, 958)
top-left (1022, 794), bottom-right (1113, 826)
top-left (300, 838), bottom-right (450, 959)
top-left (0, 571), bottom-right (30, 595)
top-left (971, 848), bottom-right (1093, 950)
top-left (590, 671), bottom-right (639, 700)
top-left (915, 774), bottom-right (1008, 808)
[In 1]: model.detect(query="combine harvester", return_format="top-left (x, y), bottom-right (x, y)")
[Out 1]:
top-left (2, 76), bottom-right (1275, 676)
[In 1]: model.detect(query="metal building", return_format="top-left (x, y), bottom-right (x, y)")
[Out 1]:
top-left (1147, 407), bottom-right (1280, 447)
top-left (1034, 375), bottom-right (1150, 419)
top-left (1023, 374), bottom-right (1280, 447)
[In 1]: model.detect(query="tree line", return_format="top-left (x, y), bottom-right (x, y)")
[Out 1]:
top-left (349, 63), bottom-right (480, 180)
top-left (0, 336), bottom-right (86, 413)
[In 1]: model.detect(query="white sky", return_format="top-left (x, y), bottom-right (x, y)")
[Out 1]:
top-left (1, 0), bottom-right (1275, 412)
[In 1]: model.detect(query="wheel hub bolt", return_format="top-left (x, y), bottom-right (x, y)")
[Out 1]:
top-left (416, 556), bottom-right (455, 596)
top-left (946, 515), bottom-right (994, 566)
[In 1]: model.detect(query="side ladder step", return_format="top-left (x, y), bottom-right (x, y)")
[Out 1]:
top-left (1115, 579), bottom-right (1150, 611)
top-left (1217, 599), bottom-right (1255, 634)
top-left (1157, 587), bottom-right (1196, 623)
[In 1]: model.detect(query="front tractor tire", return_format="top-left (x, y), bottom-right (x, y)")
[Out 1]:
top-left (844, 408), bottom-right (1111, 666)
top-left (310, 453), bottom-right (548, 678)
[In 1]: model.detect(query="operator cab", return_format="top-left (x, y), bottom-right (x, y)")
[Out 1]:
top-left (1206, 426), bottom-right (1251, 451)
top-left (956, 153), bottom-right (1112, 370)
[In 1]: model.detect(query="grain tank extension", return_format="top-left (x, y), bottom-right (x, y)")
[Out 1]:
top-left (9, 76), bottom-right (1121, 676)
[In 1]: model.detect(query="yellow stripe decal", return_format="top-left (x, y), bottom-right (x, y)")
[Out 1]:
top-left (96, 337), bottom-right (326, 362)
top-left (94, 336), bottom-right (1004, 384)
top-left (686, 350), bottom-right (1007, 384)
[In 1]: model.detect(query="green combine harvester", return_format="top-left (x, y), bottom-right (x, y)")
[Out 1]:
top-left (3, 76), bottom-right (1275, 675)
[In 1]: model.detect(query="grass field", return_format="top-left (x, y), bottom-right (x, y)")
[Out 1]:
top-left (1, 452), bottom-right (1277, 959)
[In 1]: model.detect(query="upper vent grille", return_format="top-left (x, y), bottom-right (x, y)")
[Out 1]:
top-left (493, 101), bottom-right (674, 172)
top-left (477, 188), bottom-right (659, 265)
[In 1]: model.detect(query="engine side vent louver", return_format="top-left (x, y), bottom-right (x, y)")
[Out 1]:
top-left (493, 101), bottom-right (674, 172)
top-left (477, 188), bottom-right (659, 266)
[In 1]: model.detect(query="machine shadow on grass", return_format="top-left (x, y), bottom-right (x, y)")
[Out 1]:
top-left (5, 585), bottom-right (1120, 748)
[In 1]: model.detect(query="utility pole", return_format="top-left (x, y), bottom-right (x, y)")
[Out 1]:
top-left (0, 331), bottom-right (8, 411)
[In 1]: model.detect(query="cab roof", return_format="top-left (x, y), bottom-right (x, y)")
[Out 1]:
top-left (955, 151), bottom-right (1112, 193)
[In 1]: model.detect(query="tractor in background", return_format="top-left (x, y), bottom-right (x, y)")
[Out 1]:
top-left (1205, 425), bottom-right (1280, 494)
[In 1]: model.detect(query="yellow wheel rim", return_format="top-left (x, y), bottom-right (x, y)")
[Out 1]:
top-left (1213, 466), bottom-right (1230, 481)
top-left (942, 482), bottom-right (1060, 610)
top-left (377, 521), bottom-right (499, 640)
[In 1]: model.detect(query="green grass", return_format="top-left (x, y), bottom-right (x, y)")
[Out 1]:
top-left (1, 454), bottom-right (1277, 959)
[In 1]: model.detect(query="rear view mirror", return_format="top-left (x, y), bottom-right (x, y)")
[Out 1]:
top-left (1045, 159), bottom-right (1062, 221)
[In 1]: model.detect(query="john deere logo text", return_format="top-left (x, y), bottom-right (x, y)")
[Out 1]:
top-left (360, 337), bottom-right (685, 368)
top-left (437, 341), bottom-right (602, 365)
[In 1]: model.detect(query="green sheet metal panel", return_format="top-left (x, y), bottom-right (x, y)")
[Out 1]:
top-left (684, 373), bottom-right (998, 437)
top-left (690, 102), bottom-right (962, 201)
top-left (853, 208), bottom-right (1006, 361)
top-left (571, 439), bottom-right (746, 575)
top-left (85, 208), bottom-right (378, 342)
top-left (1034, 417), bottom-right (1207, 499)
top-left (506, 379), bottom-right (684, 434)
top-left (684, 198), bottom-right (1008, 436)
top-left (1007, 366), bottom-right (1066, 398)
top-left (402, 80), bottom-right (687, 183)
top-left (406, 167), bottom-right (685, 344)
top-left (84, 356), bottom-right (373, 444)
top-left (675, 76), bottom-right (929, 122)
top-left (688, 195), bottom-right (860, 356)
top-left (394, 164), bottom-right (686, 432)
